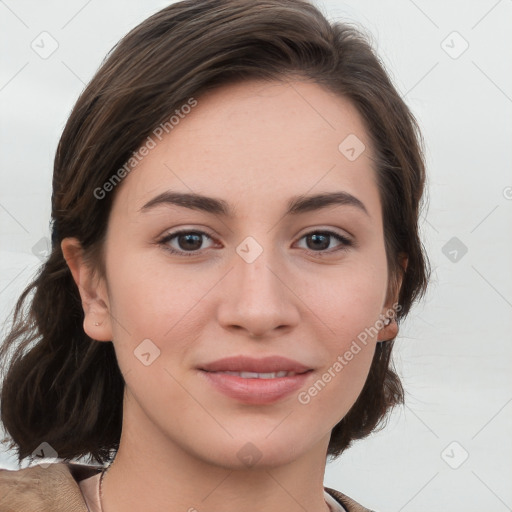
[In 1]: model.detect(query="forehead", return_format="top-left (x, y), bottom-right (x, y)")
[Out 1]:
top-left (111, 78), bottom-right (379, 219)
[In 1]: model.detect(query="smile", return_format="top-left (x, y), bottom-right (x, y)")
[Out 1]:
top-left (199, 369), bottom-right (313, 405)
top-left (212, 370), bottom-right (300, 379)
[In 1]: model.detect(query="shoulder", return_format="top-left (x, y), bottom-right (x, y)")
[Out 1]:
top-left (324, 486), bottom-right (376, 512)
top-left (0, 461), bottom-right (101, 512)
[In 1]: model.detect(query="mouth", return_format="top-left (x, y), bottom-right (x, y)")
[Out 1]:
top-left (198, 355), bottom-right (314, 404)
top-left (198, 355), bottom-right (312, 374)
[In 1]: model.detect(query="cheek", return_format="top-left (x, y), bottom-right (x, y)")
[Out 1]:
top-left (104, 248), bottom-right (208, 368)
top-left (103, 255), bottom-right (204, 429)
top-left (301, 257), bottom-right (388, 343)
top-left (296, 327), bottom-right (376, 436)
top-left (290, 262), bottom-right (387, 426)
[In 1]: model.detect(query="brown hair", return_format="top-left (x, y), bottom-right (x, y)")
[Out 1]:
top-left (0, 0), bottom-right (430, 465)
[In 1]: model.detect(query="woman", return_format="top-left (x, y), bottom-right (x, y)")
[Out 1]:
top-left (0, 0), bottom-right (429, 510)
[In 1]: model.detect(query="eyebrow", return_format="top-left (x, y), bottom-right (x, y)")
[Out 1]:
top-left (139, 190), bottom-right (369, 217)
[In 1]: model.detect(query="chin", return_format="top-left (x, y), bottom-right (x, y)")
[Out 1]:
top-left (190, 430), bottom-right (320, 470)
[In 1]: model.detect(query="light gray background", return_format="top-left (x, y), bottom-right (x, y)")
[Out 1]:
top-left (1, 1), bottom-right (511, 511)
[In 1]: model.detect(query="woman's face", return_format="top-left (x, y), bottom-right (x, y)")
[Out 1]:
top-left (75, 79), bottom-right (399, 468)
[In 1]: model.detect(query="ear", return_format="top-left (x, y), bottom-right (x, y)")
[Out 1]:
top-left (377, 252), bottom-right (408, 342)
top-left (61, 237), bottom-right (112, 342)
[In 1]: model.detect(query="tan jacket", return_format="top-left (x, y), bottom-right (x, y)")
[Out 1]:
top-left (0, 462), bottom-right (373, 512)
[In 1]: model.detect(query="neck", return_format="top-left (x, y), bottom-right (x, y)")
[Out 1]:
top-left (100, 395), bottom-right (332, 512)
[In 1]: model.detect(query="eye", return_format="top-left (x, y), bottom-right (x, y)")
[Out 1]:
top-left (295, 230), bottom-right (353, 255)
top-left (158, 229), bottom-right (216, 256)
top-left (157, 228), bottom-right (353, 258)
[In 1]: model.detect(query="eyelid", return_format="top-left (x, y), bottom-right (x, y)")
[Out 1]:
top-left (295, 225), bottom-right (353, 242)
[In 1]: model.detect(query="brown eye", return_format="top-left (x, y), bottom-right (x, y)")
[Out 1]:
top-left (306, 233), bottom-right (330, 250)
top-left (159, 230), bottom-right (215, 256)
top-left (176, 232), bottom-right (203, 251)
top-left (297, 231), bottom-right (353, 254)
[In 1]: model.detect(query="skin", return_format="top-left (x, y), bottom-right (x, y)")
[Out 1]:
top-left (62, 78), bottom-right (404, 512)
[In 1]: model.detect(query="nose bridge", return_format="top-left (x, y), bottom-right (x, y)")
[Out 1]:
top-left (234, 238), bottom-right (284, 304)
top-left (216, 236), bottom-right (300, 336)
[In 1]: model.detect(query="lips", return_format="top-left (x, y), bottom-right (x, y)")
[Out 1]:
top-left (198, 355), bottom-right (313, 404)
top-left (199, 355), bottom-right (312, 374)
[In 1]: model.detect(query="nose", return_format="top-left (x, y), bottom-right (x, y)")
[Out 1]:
top-left (216, 247), bottom-right (300, 338)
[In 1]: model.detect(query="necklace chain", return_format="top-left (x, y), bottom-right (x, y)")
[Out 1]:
top-left (99, 469), bottom-right (105, 512)
top-left (98, 464), bottom-right (110, 512)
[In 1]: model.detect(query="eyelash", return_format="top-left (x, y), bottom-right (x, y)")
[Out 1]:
top-left (157, 229), bottom-right (353, 258)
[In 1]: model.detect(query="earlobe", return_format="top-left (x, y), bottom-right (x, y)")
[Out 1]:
top-left (60, 237), bottom-right (112, 342)
top-left (377, 315), bottom-right (398, 342)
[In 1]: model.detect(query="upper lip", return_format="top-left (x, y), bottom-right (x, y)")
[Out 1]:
top-left (199, 356), bottom-right (312, 374)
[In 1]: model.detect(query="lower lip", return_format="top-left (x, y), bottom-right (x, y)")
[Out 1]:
top-left (199, 370), bottom-right (313, 405)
